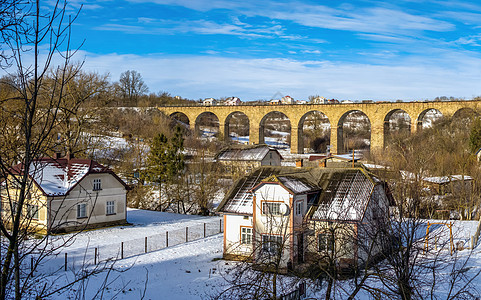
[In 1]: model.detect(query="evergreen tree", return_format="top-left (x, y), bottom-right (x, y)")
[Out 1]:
top-left (148, 126), bottom-right (184, 211)
top-left (469, 117), bottom-right (481, 153)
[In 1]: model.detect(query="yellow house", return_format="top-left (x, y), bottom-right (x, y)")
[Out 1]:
top-left (1, 156), bottom-right (128, 233)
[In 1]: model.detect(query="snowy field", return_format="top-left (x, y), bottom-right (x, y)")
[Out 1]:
top-left (25, 209), bottom-right (480, 299)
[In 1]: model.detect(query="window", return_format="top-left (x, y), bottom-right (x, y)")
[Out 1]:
top-left (269, 152), bottom-right (273, 159)
top-left (93, 179), bottom-right (102, 191)
top-left (77, 203), bottom-right (87, 218)
top-left (318, 232), bottom-right (334, 253)
top-left (262, 202), bottom-right (281, 215)
top-left (295, 201), bottom-right (303, 215)
top-left (27, 204), bottom-right (39, 219)
top-left (262, 235), bottom-right (283, 254)
top-left (11, 201), bottom-right (17, 217)
top-left (106, 201), bottom-right (115, 215)
top-left (241, 227), bottom-right (252, 244)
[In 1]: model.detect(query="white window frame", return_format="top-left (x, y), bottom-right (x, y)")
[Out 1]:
top-left (93, 178), bottom-right (102, 191)
top-left (77, 203), bottom-right (87, 218)
top-left (241, 227), bottom-right (252, 244)
top-left (106, 200), bottom-right (115, 215)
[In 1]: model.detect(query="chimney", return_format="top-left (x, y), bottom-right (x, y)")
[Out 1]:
top-left (295, 159), bottom-right (303, 168)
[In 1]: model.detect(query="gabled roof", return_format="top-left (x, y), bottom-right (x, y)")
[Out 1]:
top-left (308, 169), bottom-right (375, 221)
top-left (11, 157), bottom-right (128, 196)
top-left (214, 145), bottom-right (283, 162)
top-left (217, 166), bottom-right (382, 220)
top-left (253, 174), bottom-right (319, 195)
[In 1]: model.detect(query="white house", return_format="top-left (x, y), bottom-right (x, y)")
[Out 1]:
top-left (217, 166), bottom-right (391, 272)
top-left (224, 97), bottom-right (241, 106)
top-left (310, 96), bottom-right (328, 104)
top-left (203, 98), bottom-right (217, 106)
top-left (2, 156), bottom-right (129, 233)
top-left (281, 95), bottom-right (294, 104)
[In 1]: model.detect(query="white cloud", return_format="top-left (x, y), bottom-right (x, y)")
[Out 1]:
top-left (126, 0), bottom-right (455, 38)
top-left (301, 50), bottom-right (321, 54)
top-left (78, 51), bottom-right (481, 101)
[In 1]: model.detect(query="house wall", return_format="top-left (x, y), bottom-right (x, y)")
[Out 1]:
top-left (224, 214), bottom-right (253, 258)
top-left (305, 220), bottom-right (357, 267)
top-left (220, 161), bottom-right (262, 178)
top-left (260, 150), bottom-right (282, 166)
top-left (357, 184), bottom-right (390, 263)
top-left (0, 177), bottom-right (49, 232)
top-left (253, 184), bottom-right (293, 269)
top-left (48, 173), bottom-right (127, 232)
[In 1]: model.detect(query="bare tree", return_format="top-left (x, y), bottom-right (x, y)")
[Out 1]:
top-left (45, 65), bottom-right (112, 157)
top-left (0, 1), bottom-right (121, 298)
top-left (116, 70), bottom-right (149, 105)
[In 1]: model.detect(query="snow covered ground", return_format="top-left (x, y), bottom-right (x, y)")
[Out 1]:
top-left (27, 209), bottom-right (481, 299)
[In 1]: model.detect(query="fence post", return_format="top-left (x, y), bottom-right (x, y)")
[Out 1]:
top-left (186, 227), bottom-right (188, 243)
top-left (166, 231), bottom-right (169, 247)
top-left (220, 219), bottom-right (222, 233)
top-left (145, 237), bottom-right (148, 253)
top-left (204, 223), bottom-right (206, 238)
top-left (121, 242), bottom-right (124, 259)
top-left (64, 253), bottom-right (67, 271)
top-left (31, 256), bottom-right (34, 273)
top-left (95, 248), bottom-right (98, 265)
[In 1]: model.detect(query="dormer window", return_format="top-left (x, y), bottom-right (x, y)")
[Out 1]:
top-left (93, 179), bottom-right (102, 191)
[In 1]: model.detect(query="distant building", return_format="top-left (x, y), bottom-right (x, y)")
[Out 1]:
top-left (269, 99), bottom-right (281, 105)
top-left (296, 100), bottom-right (308, 104)
top-left (311, 96), bottom-right (328, 104)
top-left (214, 145), bottom-right (283, 177)
top-left (341, 100), bottom-right (354, 104)
top-left (281, 95), bottom-right (294, 104)
top-left (423, 175), bottom-right (473, 195)
top-left (1, 155), bottom-right (128, 233)
top-left (224, 97), bottom-right (241, 106)
top-left (203, 98), bottom-right (217, 106)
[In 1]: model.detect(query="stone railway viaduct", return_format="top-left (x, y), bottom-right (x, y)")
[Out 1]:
top-left (158, 100), bottom-right (481, 154)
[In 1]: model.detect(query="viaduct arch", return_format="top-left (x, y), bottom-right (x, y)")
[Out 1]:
top-left (162, 100), bottom-right (481, 154)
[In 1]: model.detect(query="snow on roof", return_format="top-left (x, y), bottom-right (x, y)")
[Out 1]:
top-left (363, 163), bottom-right (389, 170)
top-left (13, 157), bottom-right (120, 196)
top-left (218, 167), bottom-right (381, 220)
top-left (215, 145), bottom-right (281, 162)
top-left (423, 175), bottom-right (473, 184)
top-left (275, 176), bottom-right (317, 194)
top-left (30, 161), bottom-right (90, 196)
top-left (311, 170), bottom-right (374, 221)
top-left (332, 153), bottom-right (363, 161)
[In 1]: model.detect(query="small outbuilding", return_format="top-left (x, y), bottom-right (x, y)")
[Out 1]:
top-left (214, 145), bottom-right (283, 177)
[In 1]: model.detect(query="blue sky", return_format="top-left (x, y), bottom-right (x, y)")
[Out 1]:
top-left (60, 0), bottom-right (481, 100)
